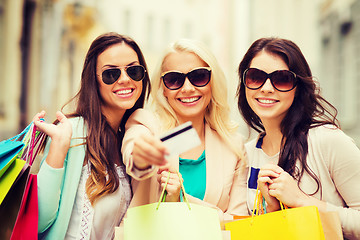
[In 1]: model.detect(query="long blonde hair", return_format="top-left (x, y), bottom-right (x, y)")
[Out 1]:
top-left (150, 39), bottom-right (243, 158)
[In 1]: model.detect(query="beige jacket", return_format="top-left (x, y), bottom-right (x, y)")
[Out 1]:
top-left (121, 109), bottom-right (249, 220)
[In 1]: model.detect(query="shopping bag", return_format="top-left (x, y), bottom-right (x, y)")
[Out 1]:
top-left (319, 211), bottom-right (343, 240)
top-left (225, 187), bottom-right (325, 240)
top-left (0, 123), bottom-right (32, 203)
top-left (0, 123), bottom-right (44, 240)
top-left (0, 158), bottom-right (27, 204)
top-left (124, 172), bottom-right (223, 240)
top-left (11, 125), bottom-right (44, 240)
top-left (0, 141), bottom-right (24, 177)
top-left (10, 173), bottom-right (38, 240)
top-left (0, 160), bottom-right (30, 240)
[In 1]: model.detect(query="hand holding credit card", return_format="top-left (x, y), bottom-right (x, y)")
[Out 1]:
top-left (160, 122), bottom-right (201, 157)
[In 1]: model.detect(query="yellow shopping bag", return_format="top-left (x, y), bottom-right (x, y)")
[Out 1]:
top-left (225, 187), bottom-right (325, 240)
top-left (123, 172), bottom-right (222, 240)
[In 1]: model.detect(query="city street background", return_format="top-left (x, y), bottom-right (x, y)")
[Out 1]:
top-left (0, 0), bottom-right (359, 146)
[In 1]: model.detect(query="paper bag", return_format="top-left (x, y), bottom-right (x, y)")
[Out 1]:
top-left (320, 211), bottom-right (343, 240)
top-left (0, 160), bottom-right (30, 239)
top-left (124, 202), bottom-right (222, 240)
top-left (225, 205), bottom-right (325, 240)
top-left (225, 187), bottom-right (325, 240)
top-left (0, 123), bottom-right (44, 240)
top-left (124, 171), bottom-right (222, 240)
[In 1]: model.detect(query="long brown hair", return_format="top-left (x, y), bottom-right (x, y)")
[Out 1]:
top-left (48, 32), bottom-right (150, 204)
top-left (237, 38), bottom-right (339, 195)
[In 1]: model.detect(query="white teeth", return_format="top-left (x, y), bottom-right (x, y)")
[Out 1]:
top-left (258, 99), bottom-right (276, 104)
top-left (180, 97), bottom-right (200, 103)
top-left (116, 89), bottom-right (132, 95)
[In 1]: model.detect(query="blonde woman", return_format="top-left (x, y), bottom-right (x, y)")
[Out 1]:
top-left (122, 39), bottom-right (248, 220)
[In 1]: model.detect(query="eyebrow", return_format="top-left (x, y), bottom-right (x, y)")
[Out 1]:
top-left (102, 61), bottom-right (139, 68)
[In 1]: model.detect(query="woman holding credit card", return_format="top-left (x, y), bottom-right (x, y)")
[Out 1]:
top-left (32, 32), bottom-right (151, 239)
top-left (237, 37), bottom-right (360, 239)
top-left (122, 39), bottom-right (249, 220)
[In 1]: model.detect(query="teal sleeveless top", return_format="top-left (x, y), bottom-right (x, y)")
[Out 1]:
top-left (179, 150), bottom-right (206, 200)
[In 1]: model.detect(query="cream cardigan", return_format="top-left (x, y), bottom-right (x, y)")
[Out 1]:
top-left (245, 125), bottom-right (360, 240)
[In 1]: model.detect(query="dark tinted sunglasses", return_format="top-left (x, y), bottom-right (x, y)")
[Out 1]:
top-left (101, 65), bottom-right (146, 85)
top-left (161, 67), bottom-right (211, 90)
top-left (243, 68), bottom-right (297, 92)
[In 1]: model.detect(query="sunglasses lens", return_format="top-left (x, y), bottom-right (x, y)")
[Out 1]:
top-left (244, 68), bottom-right (267, 89)
top-left (187, 68), bottom-right (211, 87)
top-left (102, 69), bottom-right (121, 85)
top-left (163, 72), bottom-right (185, 90)
top-left (271, 71), bottom-right (296, 91)
top-left (244, 68), bottom-right (296, 92)
top-left (127, 65), bottom-right (145, 81)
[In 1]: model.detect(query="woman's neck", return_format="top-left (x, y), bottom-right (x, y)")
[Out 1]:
top-left (261, 121), bottom-right (283, 156)
top-left (101, 107), bottom-right (125, 131)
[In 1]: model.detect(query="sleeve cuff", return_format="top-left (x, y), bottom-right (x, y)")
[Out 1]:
top-left (131, 164), bottom-right (156, 180)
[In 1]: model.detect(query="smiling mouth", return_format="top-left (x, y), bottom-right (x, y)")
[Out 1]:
top-left (256, 98), bottom-right (278, 104)
top-left (178, 96), bottom-right (201, 103)
top-left (115, 89), bottom-right (134, 95)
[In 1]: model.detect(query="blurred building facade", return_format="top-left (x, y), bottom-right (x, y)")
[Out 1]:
top-left (318, 0), bottom-right (360, 145)
top-left (0, 0), bottom-right (359, 146)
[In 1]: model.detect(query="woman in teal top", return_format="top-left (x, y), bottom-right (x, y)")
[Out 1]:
top-left (179, 150), bottom-right (206, 200)
top-left (122, 39), bottom-right (249, 220)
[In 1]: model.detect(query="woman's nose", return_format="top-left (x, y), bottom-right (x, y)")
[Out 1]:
top-left (260, 78), bottom-right (274, 92)
top-left (117, 69), bottom-right (131, 84)
top-left (181, 78), bottom-right (195, 92)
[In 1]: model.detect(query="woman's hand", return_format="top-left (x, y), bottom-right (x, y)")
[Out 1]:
top-left (132, 133), bottom-right (168, 169)
top-left (267, 170), bottom-right (312, 208)
top-left (33, 111), bottom-right (72, 145)
top-left (257, 163), bottom-right (283, 212)
top-left (33, 110), bottom-right (72, 168)
top-left (258, 163), bottom-right (326, 211)
top-left (157, 166), bottom-right (182, 202)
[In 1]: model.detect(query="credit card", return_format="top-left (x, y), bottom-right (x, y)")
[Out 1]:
top-left (160, 121), bottom-right (201, 157)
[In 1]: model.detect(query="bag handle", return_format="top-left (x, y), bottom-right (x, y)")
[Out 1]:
top-left (14, 123), bottom-right (35, 158)
top-left (252, 186), bottom-right (287, 218)
top-left (156, 170), bottom-right (191, 210)
top-left (252, 186), bottom-right (263, 217)
top-left (27, 124), bottom-right (46, 166)
top-left (19, 122), bottom-right (46, 165)
top-left (27, 125), bottom-right (37, 165)
top-left (8, 123), bottom-right (32, 142)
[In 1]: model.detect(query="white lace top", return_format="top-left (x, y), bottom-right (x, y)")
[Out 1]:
top-left (65, 163), bottom-right (131, 240)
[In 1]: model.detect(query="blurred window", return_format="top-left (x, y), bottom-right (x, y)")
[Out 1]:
top-left (123, 9), bottom-right (130, 35)
top-left (0, 0), bottom-right (4, 118)
top-left (184, 21), bottom-right (192, 38)
top-left (339, 29), bottom-right (357, 129)
top-left (163, 18), bottom-right (171, 47)
top-left (146, 14), bottom-right (154, 48)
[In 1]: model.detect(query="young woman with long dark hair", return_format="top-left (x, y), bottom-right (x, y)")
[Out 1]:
top-left (237, 37), bottom-right (360, 239)
top-left (33, 32), bottom-right (151, 239)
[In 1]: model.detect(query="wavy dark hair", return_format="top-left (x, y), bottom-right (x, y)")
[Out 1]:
top-left (237, 37), bottom-right (339, 195)
top-left (46, 32), bottom-right (150, 204)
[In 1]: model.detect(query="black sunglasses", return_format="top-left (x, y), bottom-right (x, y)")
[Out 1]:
top-left (243, 68), bottom-right (297, 92)
top-left (101, 65), bottom-right (146, 85)
top-left (161, 67), bottom-right (211, 90)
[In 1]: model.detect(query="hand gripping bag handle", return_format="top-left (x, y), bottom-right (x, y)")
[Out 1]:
top-left (156, 170), bottom-right (191, 210)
